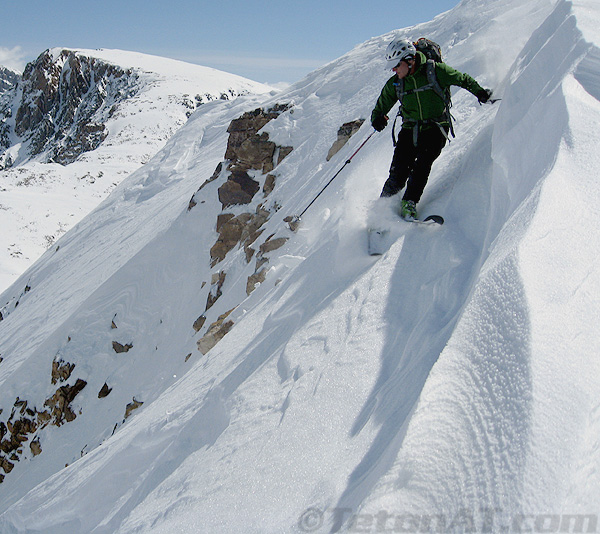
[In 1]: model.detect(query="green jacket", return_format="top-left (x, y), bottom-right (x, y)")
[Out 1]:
top-left (371, 51), bottom-right (484, 129)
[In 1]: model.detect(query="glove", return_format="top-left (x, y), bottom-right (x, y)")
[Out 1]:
top-left (477, 88), bottom-right (493, 104)
top-left (372, 115), bottom-right (388, 132)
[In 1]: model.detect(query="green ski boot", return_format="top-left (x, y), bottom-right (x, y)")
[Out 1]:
top-left (400, 200), bottom-right (418, 220)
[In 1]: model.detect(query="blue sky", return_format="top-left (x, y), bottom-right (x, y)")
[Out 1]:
top-left (1, 0), bottom-right (460, 84)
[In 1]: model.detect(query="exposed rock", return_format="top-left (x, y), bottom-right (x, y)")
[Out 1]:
top-left (259, 236), bottom-right (288, 255)
top-left (263, 174), bottom-right (276, 196)
top-left (247, 268), bottom-right (268, 295)
top-left (326, 119), bottom-right (365, 161)
top-left (197, 308), bottom-right (236, 355)
top-left (284, 215), bottom-right (301, 233)
top-left (0, 456), bottom-right (14, 473)
top-left (98, 382), bottom-right (112, 398)
top-left (0, 66), bottom-right (20, 94)
top-left (51, 359), bottom-right (76, 385)
top-left (30, 438), bottom-right (42, 456)
top-left (241, 207), bottom-right (270, 247)
top-left (210, 207), bottom-right (270, 267)
top-left (217, 170), bottom-right (260, 208)
top-left (216, 105), bottom-right (292, 209)
top-left (112, 341), bottom-right (133, 353)
top-left (189, 163), bottom-right (224, 211)
top-left (36, 410), bottom-right (51, 426)
top-left (206, 270), bottom-right (227, 311)
top-left (44, 379), bottom-right (87, 426)
top-left (243, 234), bottom-right (289, 295)
top-left (0, 376), bottom-right (89, 482)
top-left (13, 398), bottom-right (28, 415)
top-left (124, 398), bottom-right (143, 420)
top-left (224, 105), bottom-right (289, 162)
top-left (193, 315), bottom-right (207, 332)
top-left (245, 246), bottom-right (256, 263)
top-left (277, 146), bottom-right (293, 166)
top-left (234, 132), bottom-right (276, 173)
top-left (11, 49), bottom-right (137, 164)
top-left (192, 315), bottom-right (206, 332)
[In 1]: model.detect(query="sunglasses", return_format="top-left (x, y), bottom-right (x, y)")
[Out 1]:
top-left (394, 56), bottom-right (415, 69)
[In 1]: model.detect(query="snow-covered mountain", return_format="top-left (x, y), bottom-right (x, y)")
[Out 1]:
top-left (0, 48), bottom-right (274, 291)
top-left (1, 0), bottom-right (600, 532)
top-left (0, 66), bottom-right (19, 94)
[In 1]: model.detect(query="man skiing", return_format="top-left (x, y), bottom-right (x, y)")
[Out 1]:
top-left (371, 37), bottom-right (493, 220)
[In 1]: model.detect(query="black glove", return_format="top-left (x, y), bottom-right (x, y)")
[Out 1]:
top-left (372, 115), bottom-right (388, 132)
top-left (477, 88), bottom-right (493, 104)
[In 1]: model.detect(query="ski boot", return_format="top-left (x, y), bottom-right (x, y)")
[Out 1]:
top-left (400, 200), bottom-right (418, 220)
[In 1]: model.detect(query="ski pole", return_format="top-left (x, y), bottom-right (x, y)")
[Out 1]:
top-left (288, 130), bottom-right (376, 231)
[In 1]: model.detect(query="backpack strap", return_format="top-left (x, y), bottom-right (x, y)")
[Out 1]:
top-left (392, 59), bottom-right (455, 145)
top-left (424, 60), bottom-right (455, 139)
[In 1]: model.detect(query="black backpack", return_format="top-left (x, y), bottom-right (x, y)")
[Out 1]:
top-left (414, 37), bottom-right (443, 63)
top-left (393, 37), bottom-right (454, 143)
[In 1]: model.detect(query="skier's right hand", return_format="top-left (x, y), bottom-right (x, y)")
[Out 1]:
top-left (372, 115), bottom-right (388, 132)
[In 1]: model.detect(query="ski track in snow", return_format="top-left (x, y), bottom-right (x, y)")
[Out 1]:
top-left (2, 0), bottom-right (600, 532)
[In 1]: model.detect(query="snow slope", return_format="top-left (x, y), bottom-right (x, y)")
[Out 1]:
top-left (2, 0), bottom-right (600, 532)
top-left (0, 48), bottom-right (273, 291)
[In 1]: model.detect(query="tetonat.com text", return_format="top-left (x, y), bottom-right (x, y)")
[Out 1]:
top-left (297, 507), bottom-right (599, 533)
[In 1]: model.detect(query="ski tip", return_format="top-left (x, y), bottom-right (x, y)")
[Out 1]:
top-left (423, 215), bottom-right (444, 225)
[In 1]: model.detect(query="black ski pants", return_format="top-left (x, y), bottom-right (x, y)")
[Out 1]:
top-left (380, 126), bottom-right (447, 203)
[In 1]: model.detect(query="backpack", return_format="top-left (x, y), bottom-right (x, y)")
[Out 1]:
top-left (392, 37), bottom-right (454, 144)
top-left (414, 37), bottom-right (443, 63)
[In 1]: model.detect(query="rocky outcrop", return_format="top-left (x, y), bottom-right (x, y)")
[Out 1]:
top-left (218, 171), bottom-right (261, 208)
top-left (0, 375), bottom-right (87, 483)
top-left (201, 105), bottom-right (292, 268)
top-left (112, 341), bottom-right (133, 353)
top-left (326, 119), bottom-right (365, 161)
top-left (190, 104), bottom-right (294, 356)
top-left (217, 104), bottom-right (292, 209)
top-left (210, 206), bottom-right (270, 267)
top-left (206, 270), bottom-right (227, 311)
top-left (6, 49), bottom-right (137, 165)
top-left (44, 379), bottom-right (88, 426)
top-left (51, 359), bottom-right (75, 384)
top-left (124, 398), bottom-right (143, 420)
top-left (98, 382), bottom-right (112, 398)
top-left (197, 309), bottom-right (236, 355)
top-left (0, 66), bottom-right (20, 94)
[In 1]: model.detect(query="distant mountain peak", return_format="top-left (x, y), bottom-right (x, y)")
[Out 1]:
top-left (0, 47), bottom-right (274, 289)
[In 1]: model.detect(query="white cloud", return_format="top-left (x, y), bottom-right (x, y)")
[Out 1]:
top-left (0, 46), bottom-right (27, 73)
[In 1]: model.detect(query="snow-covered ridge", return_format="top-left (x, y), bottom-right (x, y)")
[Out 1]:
top-left (1, 0), bottom-right (600, 531)
top-left (0, 66), bottom-right (19, 94)
top-left (0, 48), bottom-right (274, 290)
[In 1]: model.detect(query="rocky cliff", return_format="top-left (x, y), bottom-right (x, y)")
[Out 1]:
top-left (0, 48), bottom-right (268, 168)
top-left (0, 67), bottom-right (19, 95)
top-left (0, 48), bottom-right (273, 291)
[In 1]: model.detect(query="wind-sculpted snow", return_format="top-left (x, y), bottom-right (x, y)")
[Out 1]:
top-left (2, 0), bottom-right (600, 532)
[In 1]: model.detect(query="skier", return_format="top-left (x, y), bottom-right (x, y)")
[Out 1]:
top-left (371, 38), bottom-right (493, 220)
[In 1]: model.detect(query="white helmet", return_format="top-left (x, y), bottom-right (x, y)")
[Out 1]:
top-left (385, 38), bottom-right (416, 69)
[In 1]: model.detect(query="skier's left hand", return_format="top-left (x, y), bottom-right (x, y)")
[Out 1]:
top-left (477, 88), bottom-right (493, 104)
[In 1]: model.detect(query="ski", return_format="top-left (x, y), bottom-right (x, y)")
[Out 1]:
top-left (368, 215), bottom-right (444, 256)
top-left (403, 214), bottom-right (444, 225)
